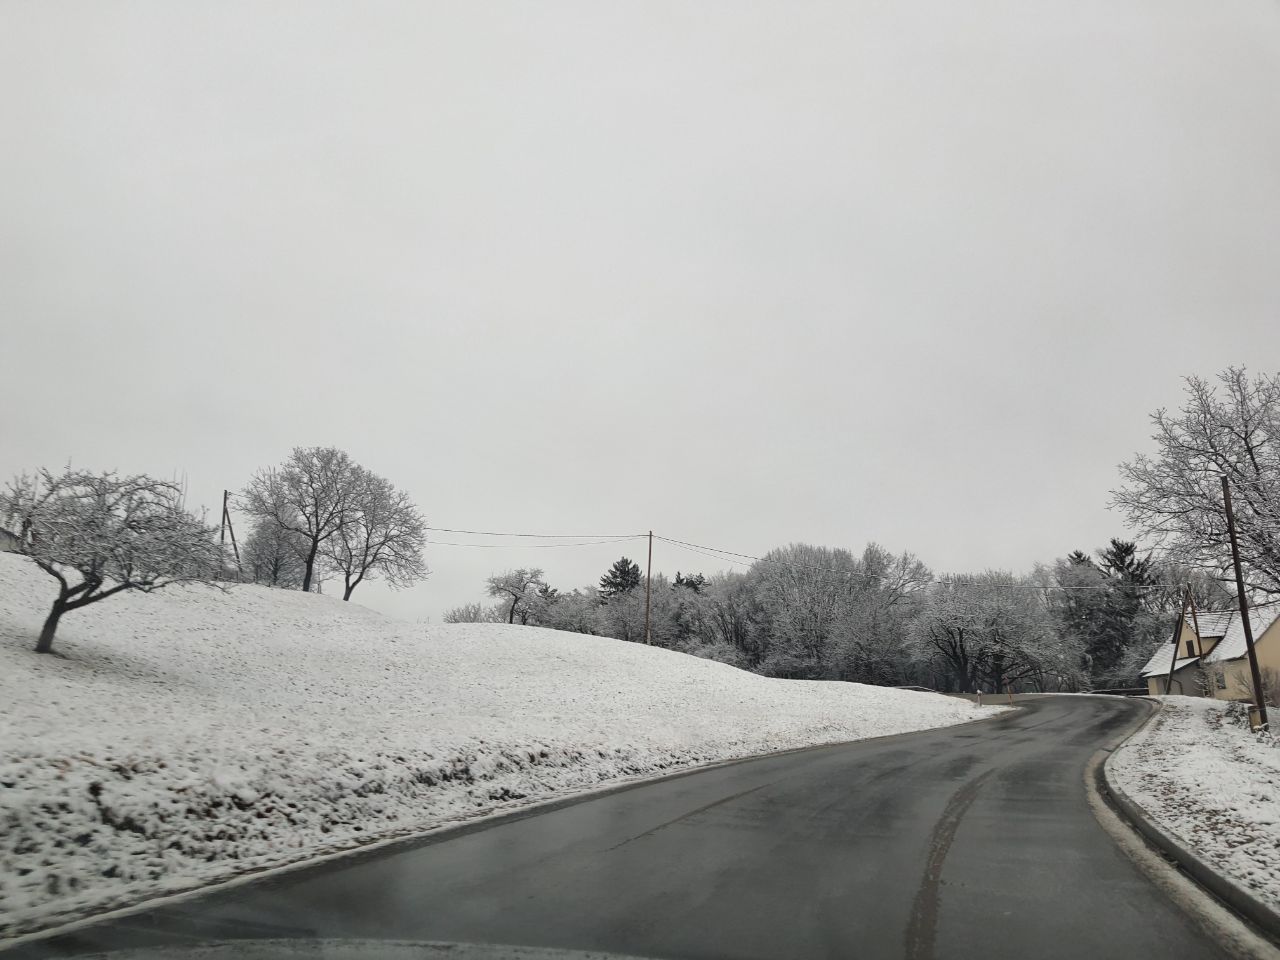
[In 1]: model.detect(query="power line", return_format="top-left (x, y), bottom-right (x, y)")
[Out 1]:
top-left (657, 535), bottom-right (764, 564)
top-left (425, 526), bottom-right (646, 539)
top-left (425, 535), bottom-right (644, 549)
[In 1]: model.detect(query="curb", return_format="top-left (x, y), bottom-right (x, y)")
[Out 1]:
top-left (1101, 700), bottom-right (1280, 942)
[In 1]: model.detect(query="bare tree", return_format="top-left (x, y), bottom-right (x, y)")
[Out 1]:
top-left (242, 518), bottom-right (307, 588)
top-left (486, 568), bottom-right (546, 624)
top-left (1, 468), bottom-right (222, 654)
top-left (322, 469), bottom-right (428, 600)
top-left (1114, 368), bottom-right (1280, 594)
top-left (242, 447), bottom-right (360, 593)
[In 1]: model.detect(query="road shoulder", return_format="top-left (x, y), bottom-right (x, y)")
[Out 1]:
top-left (1092, 698), bottom-right (1280, 955)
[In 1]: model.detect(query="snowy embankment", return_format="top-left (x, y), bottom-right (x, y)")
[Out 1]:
top-left (0, 552), bottom-right (999, 937)
top-left (1110, 697), bottom-right (1280, 910)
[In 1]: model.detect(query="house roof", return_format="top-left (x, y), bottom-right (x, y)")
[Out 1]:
top-left (1199, 608), bottom-right (1279, 664)
top-left (1140, 645), bottom-right (1200, 679)
top-left (1186, 611), bottom-right (1234, 638)
top-left (1141, 607), bottom-right (1280, 678)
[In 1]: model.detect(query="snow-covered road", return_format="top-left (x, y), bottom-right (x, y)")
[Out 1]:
top-left (0, 553), bottom-right (1000, 937)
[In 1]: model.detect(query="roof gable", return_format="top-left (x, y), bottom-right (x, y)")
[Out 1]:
top-left (1202, 607), bottom-right (1280, 664)
top-left (1140, 644), bottom-right (1200, 678)
top-left (1185, 611), bottom-right (1233, 638)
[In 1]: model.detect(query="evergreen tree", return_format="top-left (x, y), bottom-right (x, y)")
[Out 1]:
top-left (599, 557), bottom-right (642, 598)
top-left (1090, 539), bottom-right (1154, 680)
top-left (1098, 538), bottom-right (1153, 586)
top-left (674, 571), bottom-right (707, 593)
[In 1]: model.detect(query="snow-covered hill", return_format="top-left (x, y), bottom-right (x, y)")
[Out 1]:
top-left (0, 552), bottom-right (998, 936)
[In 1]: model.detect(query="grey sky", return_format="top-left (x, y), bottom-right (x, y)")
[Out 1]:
top-left (3, 1), bottom-right (1279, 621)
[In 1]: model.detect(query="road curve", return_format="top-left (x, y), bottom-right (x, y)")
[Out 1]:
top-left (4, 696), bottom-right (1240, 960)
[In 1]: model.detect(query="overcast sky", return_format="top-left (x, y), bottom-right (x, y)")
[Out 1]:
top-left (3, 1), bottom-right (1280, 622)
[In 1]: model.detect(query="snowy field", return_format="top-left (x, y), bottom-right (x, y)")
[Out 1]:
top-left (0, 553), bottom-right (1000, 937)
top-left (1110, 697), bottom-right (1280, 909)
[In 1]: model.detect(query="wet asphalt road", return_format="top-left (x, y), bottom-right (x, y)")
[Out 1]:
top-left (5, 696), bottom-right (1237, 960)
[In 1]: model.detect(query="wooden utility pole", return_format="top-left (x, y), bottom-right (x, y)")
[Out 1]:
top-left (1164, 590), bottom-right (1191, 696)
top-left (220, 490), bottom-right (242, 575)
top-left (1187, 588), bottom-right (1203, 657)
top-left (1222, 476), bottom-right (1268, 727)
top-left (643, 530), bottom-right (653, 645)
top-left (220, 490), bottom-right (228, 548)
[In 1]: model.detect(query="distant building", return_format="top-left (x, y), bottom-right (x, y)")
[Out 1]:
top-left (1142, 608), bottom-right (1280, 699)
top-left (0, 527), bottom-right (21, 553)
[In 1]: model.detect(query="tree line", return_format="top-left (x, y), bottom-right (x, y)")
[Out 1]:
top-left (446, 541), bottom-right (1231, 691)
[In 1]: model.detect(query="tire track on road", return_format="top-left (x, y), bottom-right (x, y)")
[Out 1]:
top-left (904, 768), bottom-right (996, 960)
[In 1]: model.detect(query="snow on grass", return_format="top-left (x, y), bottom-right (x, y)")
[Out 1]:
top-left (1110, 696), bottom-right (1280, 909)
top-left (0, 552), bottom-right (1000, 937)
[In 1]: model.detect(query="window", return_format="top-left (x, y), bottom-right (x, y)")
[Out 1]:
top-left (1186, 640), bottom-right (1195, 657)
top-left (1215, 670), bottom-right (1227, 690)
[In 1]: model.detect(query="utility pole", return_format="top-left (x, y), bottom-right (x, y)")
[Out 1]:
top-left (1222, 476), bottom-right (1268, 728)
top-left (218, 490), bottom-right (228, 580)
top-left (220, 490), bottom-right (242, 576)
top-left (644, 530), bottom-right (653, 645)
top-left (1164, 590), bottom-right (1190, 696)
top-left (1187, 588), bottom-right (1203, 658)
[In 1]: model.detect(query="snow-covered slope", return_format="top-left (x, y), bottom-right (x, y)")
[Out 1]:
top-left (0, 552), bottom-right (998, 936)
top-left (1110, 697), bottom-right (1280, 910)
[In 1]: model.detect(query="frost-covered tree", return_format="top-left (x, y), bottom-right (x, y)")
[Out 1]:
top-left (322, 469), bottom-right (427, 600)
top-left (242, 447), bottom-right (361, 593)
top-left (697, 571), bottom-right (768, 667)
top-left (1139, 561), bottom-right (1235, 615)
top-left (747, 543), bottom-right (864, 677)
top-left (674, 571), bottom-right (707, 592)
top-left (486, 568), bottom-right (546, 624)
top-left (1, 468), bottom-right (222, 654)
top-left (829, 545), bottom-right (933, 686)
top-left (529, 585), bottom-right (602, 634)
top-left (1114, 367), bottom-right (1280, 594)
top-left (242, 518), bottom-right (307, 588)
top-left (597, 578), bottom-right (647, 642)
top-left (908, 572), bottom-right (1069, 692)
top-left (743, 543), bottom-right (929, 680)
top-left (442, 601), bottom-right (503, 623)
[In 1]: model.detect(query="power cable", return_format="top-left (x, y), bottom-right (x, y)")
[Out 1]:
top-left (426, 526), bottom-right (645, 539)
top-left (425, 535), bottom-right (644, 549)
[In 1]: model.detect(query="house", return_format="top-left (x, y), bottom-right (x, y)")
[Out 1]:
top-left (0, 527), bottom-right (20, 553)
top-left (1142, 608), bottom-right (1280, 699)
